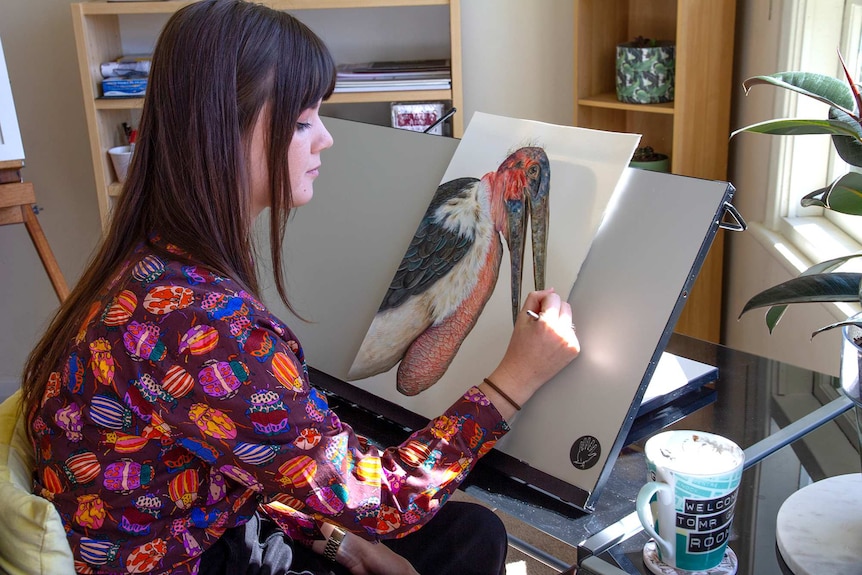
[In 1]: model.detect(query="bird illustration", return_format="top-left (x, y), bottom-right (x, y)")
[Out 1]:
top-left (347, 146), bottom-right (550, 396)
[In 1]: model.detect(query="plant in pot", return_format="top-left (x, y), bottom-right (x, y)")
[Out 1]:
top-left (629, 146), bottom-right (670, 173)
top-left (616, 36), bottom-right (675, 105)
top-left (733, 57), bottom-right (862, 407)
top-left (734, 58), bottom-right (862, 564)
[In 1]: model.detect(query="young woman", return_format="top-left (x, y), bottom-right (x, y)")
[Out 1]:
top-left (21, 2), bottom-right (580, 574)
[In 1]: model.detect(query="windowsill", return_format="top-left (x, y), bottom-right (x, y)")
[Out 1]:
top-left (778, 216), bottom-right (862, 269)
top-left (748, 217), bottom-right (862, 322)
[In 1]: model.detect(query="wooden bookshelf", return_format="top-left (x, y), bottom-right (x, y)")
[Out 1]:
top-left (574, 0), bottom-right (737, 342)
top-left (72, 0), bottom-right (463, 229)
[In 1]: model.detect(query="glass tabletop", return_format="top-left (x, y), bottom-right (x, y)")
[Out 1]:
top-left (463, 334), bottom-right (860, 575)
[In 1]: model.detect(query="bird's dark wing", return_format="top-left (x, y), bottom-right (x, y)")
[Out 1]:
top-left (379, 177), bottom-right (479, 311)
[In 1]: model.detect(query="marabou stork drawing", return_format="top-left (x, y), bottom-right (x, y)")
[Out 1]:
top-left (347, 146), bottom-right (550, 396)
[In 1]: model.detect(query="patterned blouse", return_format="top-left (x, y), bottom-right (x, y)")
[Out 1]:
top-left (30, 241), bottom-right (510, 574)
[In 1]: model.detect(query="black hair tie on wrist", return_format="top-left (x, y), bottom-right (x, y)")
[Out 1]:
top-left (482, 377), bottom-right (522, 411)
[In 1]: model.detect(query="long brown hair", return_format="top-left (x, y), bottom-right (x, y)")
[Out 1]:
top-left (21, 0), bottom-right (335, 423)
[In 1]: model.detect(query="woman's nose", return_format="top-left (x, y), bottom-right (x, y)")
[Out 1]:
top-left (317, 122), bottom-right (334, 152)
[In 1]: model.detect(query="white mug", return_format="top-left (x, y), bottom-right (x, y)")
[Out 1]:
top-left (636, 430), bottom-right (744, 571)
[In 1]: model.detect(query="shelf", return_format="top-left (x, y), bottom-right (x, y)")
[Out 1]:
top-left (79, 0), bottom-right (451, 16)
top-left (94, 90), bottom-right (454, 109)
top-left (95, 97), bottom-right (144, 110)
top-left (577, 92), bottom-right (675, 115)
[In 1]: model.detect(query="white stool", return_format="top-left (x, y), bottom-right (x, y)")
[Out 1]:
top-left (775, 473), bottom-right (862, 575)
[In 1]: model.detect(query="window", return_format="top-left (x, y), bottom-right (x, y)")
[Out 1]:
top-left (772, 0), bottom-right (862, 282)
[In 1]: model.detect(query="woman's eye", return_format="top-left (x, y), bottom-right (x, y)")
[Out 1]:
top-left (297, 121), bottom-right (312, 131)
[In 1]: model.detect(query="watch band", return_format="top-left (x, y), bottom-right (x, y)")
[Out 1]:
top-left (323, 525), bottom-right (346, 562)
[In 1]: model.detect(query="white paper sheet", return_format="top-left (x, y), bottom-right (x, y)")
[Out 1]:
top-left (0, 37), bottom-right (25, 162)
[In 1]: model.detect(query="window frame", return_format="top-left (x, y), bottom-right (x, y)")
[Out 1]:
top-left (770, 0), bottom-right (862, 268)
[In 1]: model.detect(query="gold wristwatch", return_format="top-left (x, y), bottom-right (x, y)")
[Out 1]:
top-left (323, 525), bottom-right (346, 562)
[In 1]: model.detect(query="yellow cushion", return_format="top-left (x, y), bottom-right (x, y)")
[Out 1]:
top-left (0, 390), bottom-right (75, 575)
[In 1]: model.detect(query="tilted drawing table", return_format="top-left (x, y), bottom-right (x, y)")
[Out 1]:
top-left (270, 116), bottom-right (739, 510)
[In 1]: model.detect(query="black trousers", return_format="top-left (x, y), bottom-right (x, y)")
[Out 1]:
top-left (198, 501), bottom-right (508, 575)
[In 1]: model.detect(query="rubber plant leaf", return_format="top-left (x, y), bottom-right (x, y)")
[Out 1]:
top-left (730, 118), bottom-right (861, 139)
top-left (740, 272), bottom-right (862, 333)
top-left (830, 108), bottom-right (862, 167)
top-left (760, 258), bottom-right (862, 331)
top-left (742, 72), bottom-right (856, 114)
top-left (810, 317), bottom-right (862, 338)
top-left (801, 172), bottom-right (862, 214)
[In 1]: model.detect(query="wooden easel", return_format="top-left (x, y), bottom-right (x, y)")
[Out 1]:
top-left (0, 160), bottom-right (69, 302)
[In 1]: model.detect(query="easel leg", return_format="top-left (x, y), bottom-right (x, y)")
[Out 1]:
top-left (0, 172), bottom-right (69, 303)
top-left (20, 203), bottom-right (69, 302)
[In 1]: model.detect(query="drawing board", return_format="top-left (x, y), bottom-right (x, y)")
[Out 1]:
top-left (260, 116), bottom-right (734, 510)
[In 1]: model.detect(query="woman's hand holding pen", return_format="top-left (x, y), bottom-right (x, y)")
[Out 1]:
top-left (480, 288), bottom-right (580, 420)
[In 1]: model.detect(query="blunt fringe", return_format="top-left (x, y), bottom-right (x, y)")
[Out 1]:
top-left (21, 0), bottom-right (335, 425)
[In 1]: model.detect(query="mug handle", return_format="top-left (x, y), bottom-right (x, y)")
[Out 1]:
top-left (636, 481), bottom-right (674, 560)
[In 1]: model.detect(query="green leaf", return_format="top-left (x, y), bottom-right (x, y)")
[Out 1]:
top-left (764, 305), bottom-right (787, 333)
top-left (731, 118), bottom-right (862, 139)
top-left (811, 318), bottom-right (862, 338)
top-left (822, 172), bottom-right (862, 214)
top-left (808, 253), bottom-right (862, 272)
top-left (831, 109), bottom-right (862, 166)
top-left (800, 184), bottom-right (830, 208)
top-left (760, 256), bottom-right (862, 331)
top-left (743, 72), bottom-right (856, 114)
top-left (740, 272), bottom-right (862, 318)
top-left (833, 135), bottom-right (862, 166)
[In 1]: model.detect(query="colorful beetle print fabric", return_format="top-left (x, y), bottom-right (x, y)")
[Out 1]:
top-left (31, 242), bottom-right (509, 574)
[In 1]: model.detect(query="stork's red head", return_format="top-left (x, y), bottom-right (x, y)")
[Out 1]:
top-left (487, 146), bottom-right (550, 321)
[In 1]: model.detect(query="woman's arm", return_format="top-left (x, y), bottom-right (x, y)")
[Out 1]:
top-left (152, 273), bottom-right (577, 543)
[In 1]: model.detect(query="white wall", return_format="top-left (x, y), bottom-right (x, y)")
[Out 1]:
top-left (723, 0), bottom-right (842, 377)
top-left (460, 0), bottom-right (574, 127)
top-left (0, 0), bottom-right (574, 396)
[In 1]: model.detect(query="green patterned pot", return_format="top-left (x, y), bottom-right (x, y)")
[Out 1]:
top-left (616, 41), bottom-right (675, 104)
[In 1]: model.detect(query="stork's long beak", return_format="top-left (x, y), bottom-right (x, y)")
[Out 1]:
top-left (504, 148), bottom-right (550, 323)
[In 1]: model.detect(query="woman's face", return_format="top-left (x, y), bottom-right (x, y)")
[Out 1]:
top-left (250, 100), bottom-right (333, 216)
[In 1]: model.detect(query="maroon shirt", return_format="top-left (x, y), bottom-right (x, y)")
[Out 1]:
top-left (30, 243), bottom-right (509, 574)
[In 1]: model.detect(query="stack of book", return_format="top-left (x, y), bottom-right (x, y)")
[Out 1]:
top-left (100, 55), bottom-right (151, 98)
top-left (335, 59), bottom-right (451, 93)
